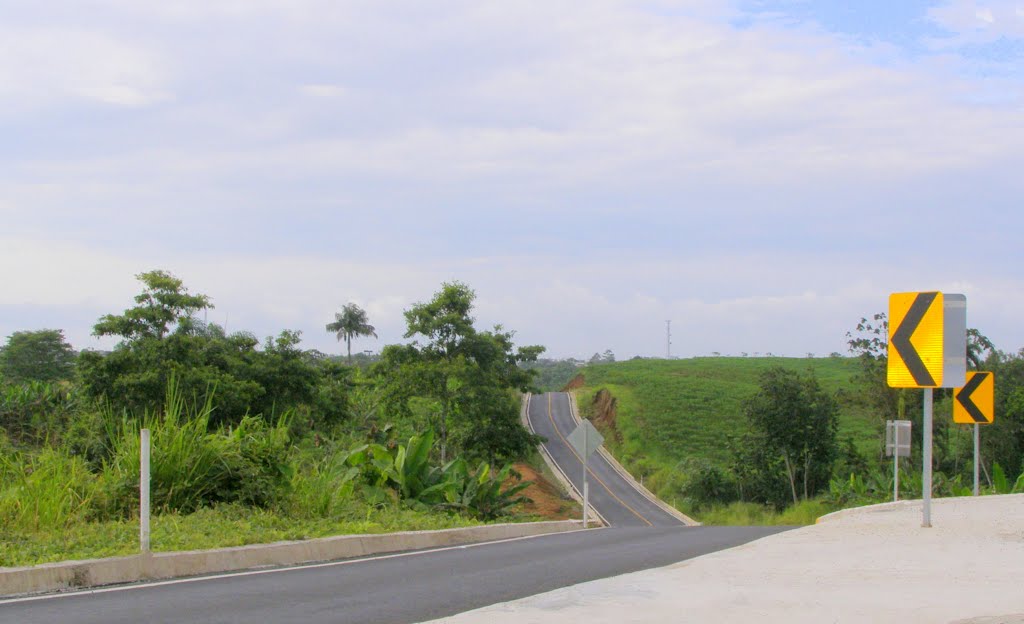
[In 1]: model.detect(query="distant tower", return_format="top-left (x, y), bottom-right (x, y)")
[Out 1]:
top-left (665, 320), bottom-right (672, 359)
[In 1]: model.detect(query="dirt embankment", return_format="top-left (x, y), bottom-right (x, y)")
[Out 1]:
top-left (510, 463), bottom-right (579, 520)
top-left (562, 373), bottom-right (585, 391)
top-left (589, 388), bottom-right (622, 445)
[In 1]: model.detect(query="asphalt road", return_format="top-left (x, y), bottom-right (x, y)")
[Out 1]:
top-left (527, 392), bottom-right (685, 527)
top-left (0, 526), bottom-right (788, 624)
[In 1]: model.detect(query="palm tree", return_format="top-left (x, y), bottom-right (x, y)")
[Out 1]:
top-left (326, 303), bottom-right (377, 363)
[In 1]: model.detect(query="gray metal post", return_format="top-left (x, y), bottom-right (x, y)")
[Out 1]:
top-left (141, 428), bottom-right (151, 553)
top-left (922, 388), bottom-right (933, 528)
top-left (893, 450), bottom-right (899, 502)
top-left (973, 424), bottom-right (980, 497)
top-left (582, 436), bottom-right (589, 529)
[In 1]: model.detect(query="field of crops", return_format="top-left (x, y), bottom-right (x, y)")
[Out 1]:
top-left (573, 356), bottom-right (878, 473)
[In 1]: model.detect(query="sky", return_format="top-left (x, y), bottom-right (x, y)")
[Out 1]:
top-left (2, 0), bottom-right (1022, 360)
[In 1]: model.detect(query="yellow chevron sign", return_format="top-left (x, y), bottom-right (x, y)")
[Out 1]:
top-left (888, 292), bottom-right (944, 388)
top-left (954, 372), bottom-right (994, 424)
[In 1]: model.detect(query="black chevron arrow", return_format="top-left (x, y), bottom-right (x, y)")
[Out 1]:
top-left (891, 292), bottom-right (938, 386)
top-left (956, 372), bottom-right (990, 423)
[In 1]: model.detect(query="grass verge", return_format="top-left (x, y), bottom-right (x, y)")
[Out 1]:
top-left (695, 499), bottom-right (836, 526)
top-left (0, 503), bottom-right (488, 568)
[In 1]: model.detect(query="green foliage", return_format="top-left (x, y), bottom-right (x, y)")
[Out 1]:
top-left (99, 379), bottom-right (294, 516)
top-left (0, 502), bottom-right (484, 568)
top-left (678, 459), bottom-right (737, 511)
top-left (340, 430), bottom-right (532, 520)
top-left (0, 447), bottom-right (98, 532)
top-left (696, 499), bottom-right (834, 526)
top-left (520, 358), bottom-right (585, 392)
top-left (576, 357), bottom-right (871, 468)
top-left (286, 450), bottom-right (360, 519)
top-left (0, 380), bottom-right (78, 445)
top-left (436, 460), bottom-right (532, 520)
top-left (742, 367), bottom-right (839, 505)
top-left (572, 357), bottom-right (878, 515)
top-left (376, 281), bottom-right (543, 463)
top-left (93, 270), bottom-right (211, 342)
top-left (80, 271), bottom-right (332, 426)
top-left (383, 430), bottom-right (439, 502)
top-left (0, 329), bottom-right (76, 383)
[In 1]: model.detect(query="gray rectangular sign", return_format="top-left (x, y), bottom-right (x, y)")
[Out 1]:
top-left (886, 419), bottom-right (912, 457)
top-left (943, 293), bottom-right (967, 389)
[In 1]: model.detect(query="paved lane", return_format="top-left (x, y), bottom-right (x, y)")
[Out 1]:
top-left (0, 526), bottom-right (788, 624)
top-left (527, 392), bottom-right (686, 527)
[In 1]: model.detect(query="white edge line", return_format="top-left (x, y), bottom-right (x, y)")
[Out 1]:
top-left (525, 393), bottom-right (608, 527)
top-left (565, 392), bottom-right (699, 526)
top-left (0, 529), bottom-right (586, 607)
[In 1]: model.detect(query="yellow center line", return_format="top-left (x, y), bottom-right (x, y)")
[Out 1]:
top-left (547, 393), bottom-right (653, 527)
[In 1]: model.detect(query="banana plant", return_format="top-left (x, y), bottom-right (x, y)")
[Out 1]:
top-left (437, 460), bottom-right (531, 520)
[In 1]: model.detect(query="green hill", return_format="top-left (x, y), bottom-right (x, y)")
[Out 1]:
top-left (569, 357), bottom-right (878, 505)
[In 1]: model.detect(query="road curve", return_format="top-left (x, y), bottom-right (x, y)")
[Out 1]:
top-left (0, 527), bottom-right (787, 624)
top-left (527, 392), bottom-right (685, 527)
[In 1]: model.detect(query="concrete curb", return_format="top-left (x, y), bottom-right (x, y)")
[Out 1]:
top-left (0, 520), bottom-right (583, 597)
top-left (566, 391), bottom-right (700, 526)
top-left (522, 393), bottom-right (607, 527)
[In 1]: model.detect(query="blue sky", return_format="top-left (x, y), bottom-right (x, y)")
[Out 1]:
top-left (2, 0), bottom-right (1022, 359)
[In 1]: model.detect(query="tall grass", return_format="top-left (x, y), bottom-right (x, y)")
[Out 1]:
top-left (0, 448), bottom-right (97, 531)
top-left (696, 499), bottom-right (835, 526)
top-left (100, 381), bottom-right (235, 516)
top-left (286, 450), bottom-right (359, 519)
top-left (100, 378), bottom-right (294, 516)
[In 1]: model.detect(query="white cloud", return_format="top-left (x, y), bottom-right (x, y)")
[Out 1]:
top-left (2, 2), bottom-right (1023, 358)
top-left (0, 27), bottom-right (168, 111)
top-left (928, 0), bottom-right (1024, 42)
top-left (300, 84), bottom-right (349, 99)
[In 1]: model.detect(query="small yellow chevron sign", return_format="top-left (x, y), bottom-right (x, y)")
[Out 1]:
top-left (954, 371), bottom-right (994, 424)
top-left (888, 292), bottom-right (944, 388)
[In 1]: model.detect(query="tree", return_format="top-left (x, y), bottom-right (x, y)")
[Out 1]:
top-left (93, 270), bottom-right (211, 342)
top-left (80, 270), bottom-right (328, 425)
top-left (375, 282), bottom-right (543, 463)
top-left (742, 367), bottom-right (839, 505)
top-left (0, 329), bottom-right (76, 383)
top-left (326, 303), bottom-right (377, 363)
top-left (966, 328), bottom-right (996, 370)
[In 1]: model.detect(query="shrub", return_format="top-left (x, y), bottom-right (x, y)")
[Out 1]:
top-left (679, 459), bottom-right (737, 511)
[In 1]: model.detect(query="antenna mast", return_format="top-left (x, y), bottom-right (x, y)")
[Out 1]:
top-left (666, 320), bottom-right (672, 359)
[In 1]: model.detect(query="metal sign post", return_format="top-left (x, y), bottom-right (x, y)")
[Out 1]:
top-left (885, 420), bottom-right (911, 502)
top-left (974, 424), bottom-right (980, 497)
top-left (568, 420), bottom-right (604, 529)
top-left (582, 436), bottom-right (589, 528)
top-left (922, 389), bottom-right (933, 527)
top-left (894, 447), bottom-right (900, 501)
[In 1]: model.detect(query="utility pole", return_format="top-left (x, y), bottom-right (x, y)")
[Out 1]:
top-left (665, 320), bottom-right (672, 359)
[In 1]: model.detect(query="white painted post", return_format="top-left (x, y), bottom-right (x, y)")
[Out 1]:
top-left (973, 424), bottom-right (980, 497)
top-left (922, 388), bottom-right (933, 528)
top-left (141, 428), bottom-right (151, 553)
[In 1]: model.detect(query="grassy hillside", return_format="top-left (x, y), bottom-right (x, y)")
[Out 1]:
top-left (571, 357), bottom-right (878, 493)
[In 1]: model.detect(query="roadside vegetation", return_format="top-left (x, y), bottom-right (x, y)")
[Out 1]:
top-left (0, 271), bottom-right (547, 568)
top-left (571, 320), bottom-right (1024, 525)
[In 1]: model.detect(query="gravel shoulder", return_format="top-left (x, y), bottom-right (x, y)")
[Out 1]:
top-left (428, 494), bottom-right (1024, 624)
